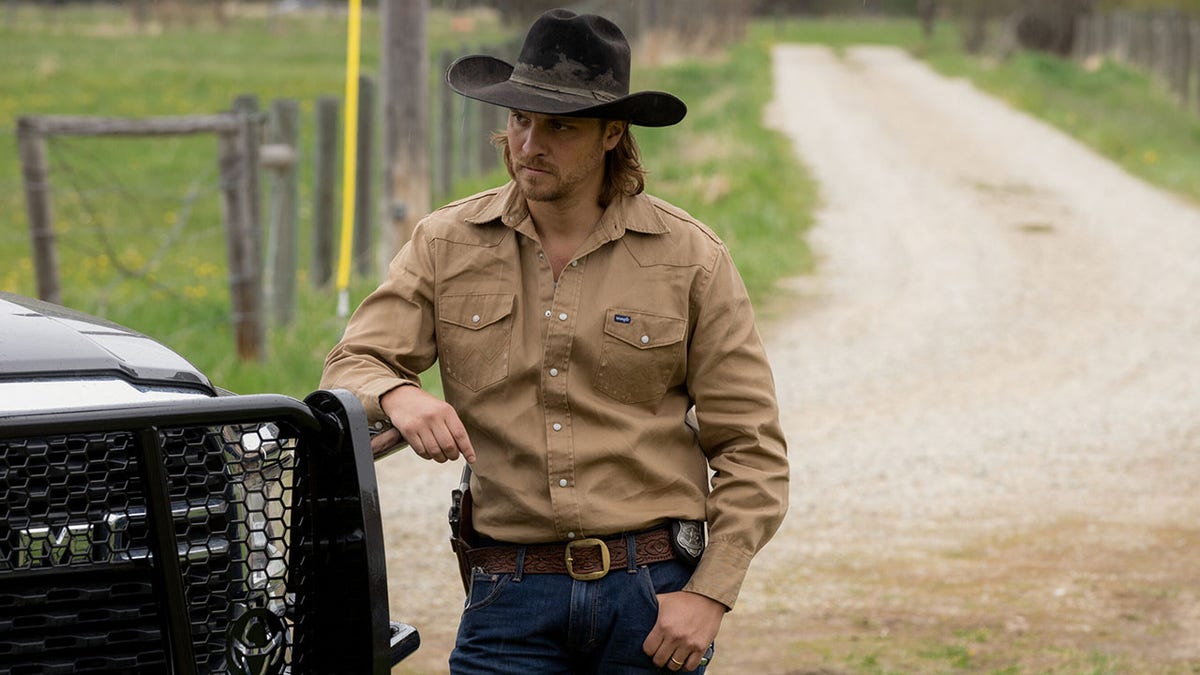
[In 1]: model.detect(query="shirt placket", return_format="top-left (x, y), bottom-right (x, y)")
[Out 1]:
top-left (542, 253), bottom-right (585, 541)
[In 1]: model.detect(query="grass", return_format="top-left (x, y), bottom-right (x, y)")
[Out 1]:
top-left (763, 15), bottom-right (1200, 204)
top-left (4, 9), bottom-right (1197, 400)
top-left (5, 7), bottom-right (1200, 673)
top-left (924, 49), bottom-right (1200, 202)
top-left (0, 4), bottom-right (503, 398)
top-left (0, 4), bottom-right (815, 399)
top-left (730, 16), bottom-right (1200, 675)
top-left (633, 35), bottom-right (817, 306)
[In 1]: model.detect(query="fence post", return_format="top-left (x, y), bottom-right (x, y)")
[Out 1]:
top-left (16, 117), bottom-right (60, 304)
top-left (1152, 12), bottom-right (1172, 85)
top-left (233, 95), bottom-right (263, 234)
top-left (1099, 11), bottom-right (1113, 61)
top-left (264, 98), bottom-right (300, 327)
top-left (437, 49), bottom-right (455, 202)
top-left (1073, 14), bottom-right (1090, 62)
top-left (354, 74), bottom-right (376, 278)
top-left (1136, 12), bottom-right (1153, 70)
top-left (218, 104), bottom-right (265, 362)
top-left (381, 0), bottom-right (430, 266)
top-left (1172, 12), bottom-right (1192, 107)
top-left (312, 96), bottom-right (339, 288)
top-left (1192, 18), bottom-right (1200, 116)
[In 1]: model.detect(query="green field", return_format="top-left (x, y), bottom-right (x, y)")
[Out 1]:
top-left (5, 6), bottom-right (1200, 674)
top-left (2, 7), bottom-right (1198, 404)
top-left (0, 5), bottom-right (814, 398)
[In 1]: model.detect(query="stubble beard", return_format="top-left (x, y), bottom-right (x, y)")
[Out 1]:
top-left (513, 141), bottom-right (606, 205)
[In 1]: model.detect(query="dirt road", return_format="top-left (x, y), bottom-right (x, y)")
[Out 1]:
top-left (381, 45), bottom-right (1200, 673)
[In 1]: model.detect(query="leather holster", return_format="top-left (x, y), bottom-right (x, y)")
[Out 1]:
top-left (448, 466), bottom-right (477, 594)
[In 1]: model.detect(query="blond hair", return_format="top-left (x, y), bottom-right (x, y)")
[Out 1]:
top-left (491, 122), bottom-right (646, 208)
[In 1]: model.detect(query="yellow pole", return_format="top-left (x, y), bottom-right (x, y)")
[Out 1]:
top-left (336, 0), bottom-right (362, 318)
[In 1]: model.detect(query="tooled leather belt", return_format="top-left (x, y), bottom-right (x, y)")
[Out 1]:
top-left (465, 527), bottom-right (675, 580)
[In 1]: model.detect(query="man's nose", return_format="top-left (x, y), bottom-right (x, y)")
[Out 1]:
top-left (520, 124), bottom-right (546, 155)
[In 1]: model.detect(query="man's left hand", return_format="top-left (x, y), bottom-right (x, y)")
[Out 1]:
top-left (643, 591), bottom-right (725, 671)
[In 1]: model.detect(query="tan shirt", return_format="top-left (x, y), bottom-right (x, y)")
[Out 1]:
top-left (321, 182), bottom-right (788, 608)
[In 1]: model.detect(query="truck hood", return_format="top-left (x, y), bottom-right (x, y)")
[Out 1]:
top-left (0, 292), bottom-right (215, 394)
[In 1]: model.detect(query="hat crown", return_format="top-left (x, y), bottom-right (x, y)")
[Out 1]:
top-left (510, 9), bottom-right (631, 102)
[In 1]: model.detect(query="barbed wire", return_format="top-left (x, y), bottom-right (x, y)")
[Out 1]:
top-left (15, 133), bottom-right (235, 312)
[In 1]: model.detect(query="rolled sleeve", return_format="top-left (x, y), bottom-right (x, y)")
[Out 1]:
top-left (320, 221), bottom-right (439, 424)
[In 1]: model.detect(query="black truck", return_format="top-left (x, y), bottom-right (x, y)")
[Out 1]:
top-left (0, 292), bottom-right (418, 674)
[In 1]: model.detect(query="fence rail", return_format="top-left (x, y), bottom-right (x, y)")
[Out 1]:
top-left (16, 110), bottom-right (265, 361)
top-left (10, 6), bottom-right (753, 362)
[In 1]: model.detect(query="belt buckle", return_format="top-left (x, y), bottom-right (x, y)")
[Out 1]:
top-left (565, 538), bottom-right (610, 581)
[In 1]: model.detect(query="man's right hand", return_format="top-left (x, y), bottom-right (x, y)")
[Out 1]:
top-left (379, 385), bottom-right (476, 464)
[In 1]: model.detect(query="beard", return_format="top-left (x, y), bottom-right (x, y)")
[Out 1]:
top-left (511, 141), bottom-right (606, 205)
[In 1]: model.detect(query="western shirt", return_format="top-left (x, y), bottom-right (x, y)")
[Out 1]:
top-left (321, 182), bottom-right (788, 608)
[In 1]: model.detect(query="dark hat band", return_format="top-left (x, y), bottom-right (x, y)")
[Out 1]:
top-left (508, 71), bottom-right (620, 104)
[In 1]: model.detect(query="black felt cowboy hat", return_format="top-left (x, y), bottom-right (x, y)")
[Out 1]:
top-left (446, 9), bottom-right (686, 127)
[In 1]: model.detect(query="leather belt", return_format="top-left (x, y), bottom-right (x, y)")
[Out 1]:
top-left (466, 527), bottom-right (675, 581)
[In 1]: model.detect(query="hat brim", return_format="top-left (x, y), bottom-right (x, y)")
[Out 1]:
top-left (446, 55), bottom-right (686, 128)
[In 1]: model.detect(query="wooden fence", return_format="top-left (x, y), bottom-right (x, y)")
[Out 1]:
top-left (13, 9), bottom-right (751, 362)
top-left (16, 110), bottom-right (268, 361)
top-left (1074, 9), bottom-right (1200, 116)
top-left (14, 79), bottom-right (508, 362)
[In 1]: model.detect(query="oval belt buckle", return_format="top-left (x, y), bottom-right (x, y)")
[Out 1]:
top-left (565, 538), bottom-right (610, 581)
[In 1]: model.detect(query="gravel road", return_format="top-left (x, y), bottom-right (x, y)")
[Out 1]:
top-left (382, 45), bottom-right (1200, 673)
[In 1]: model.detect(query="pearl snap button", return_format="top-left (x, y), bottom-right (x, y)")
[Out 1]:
top-left (558, 313), bottom-right (568, 321)
top-left (559, 479), bottom-right (568, 487)
top-left (641, 335), bottom-right (650, 344)
top-left (471, 314), bottom-right (480, 323)
top-left (570, 260), bottom-right (578, 267)
top-left (545, 310), bottom-right (552, 318)
top-left (567, 532), bottom-right (576, 539)
top-left (550, 368), bottom-right (559, 376)
top-left (552, 423), bottom-right (562, 431)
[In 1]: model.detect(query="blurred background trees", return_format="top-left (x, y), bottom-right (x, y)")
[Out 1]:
top-left (98, 0), bottom-right (1199, 60)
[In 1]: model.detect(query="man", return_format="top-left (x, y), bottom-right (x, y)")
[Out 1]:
top-left (321, 9), bottom-right (788, 673)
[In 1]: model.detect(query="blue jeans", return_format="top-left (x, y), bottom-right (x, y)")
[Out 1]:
top-left (449, 535), bottom-right (708, 674)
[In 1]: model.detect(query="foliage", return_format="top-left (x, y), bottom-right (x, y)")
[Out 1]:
top-left (921, 27), bottom-right (1200, 203)
top-left (0, 4), bottom-right (501, 398)
top-left (0, 3), bottom-right (814, 399)
top-left (632, 37), bottom-right (816, 307)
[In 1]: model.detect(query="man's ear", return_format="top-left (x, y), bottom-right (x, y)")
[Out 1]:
top-left (602, 120), bottom-right (627, 152)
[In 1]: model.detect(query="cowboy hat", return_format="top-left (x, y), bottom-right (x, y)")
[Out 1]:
top-left (446, 9), bottom-right (686, 127)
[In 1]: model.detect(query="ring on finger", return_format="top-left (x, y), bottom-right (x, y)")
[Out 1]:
top-left (670, 656), bottom-right (685, 667)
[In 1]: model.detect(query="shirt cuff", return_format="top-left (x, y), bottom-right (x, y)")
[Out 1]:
top-left (357, 377), bottom-right (418, 425)
top-left (681, 539), bottom-right (754, 610)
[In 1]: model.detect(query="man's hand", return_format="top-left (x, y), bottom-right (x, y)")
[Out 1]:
top-left (369, 427), bottom-right (405, 458)
top-left (380, 385), bottom-right (475, 464)
top-left (643, 591), bottom-right (725, 672)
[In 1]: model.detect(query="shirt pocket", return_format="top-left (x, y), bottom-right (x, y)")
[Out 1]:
top-left (438, 293), bottom-right (515, 391)
top-left (593, 308), bottom-right (687, 405)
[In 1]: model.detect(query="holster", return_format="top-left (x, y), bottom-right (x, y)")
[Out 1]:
top-left (448, 465), bottom-right (477, 595)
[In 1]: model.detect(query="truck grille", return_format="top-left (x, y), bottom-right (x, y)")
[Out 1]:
top-left (1, 411), bottom-right (305, 674)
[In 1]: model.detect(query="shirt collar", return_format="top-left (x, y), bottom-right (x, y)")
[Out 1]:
top-left (464, 182), bottom-right (672, 238)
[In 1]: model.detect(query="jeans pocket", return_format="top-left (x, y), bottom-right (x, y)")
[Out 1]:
top-left (641, 559), bottom-right (693, 604)
top-left (464, 570), bottom-right (510, 613)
